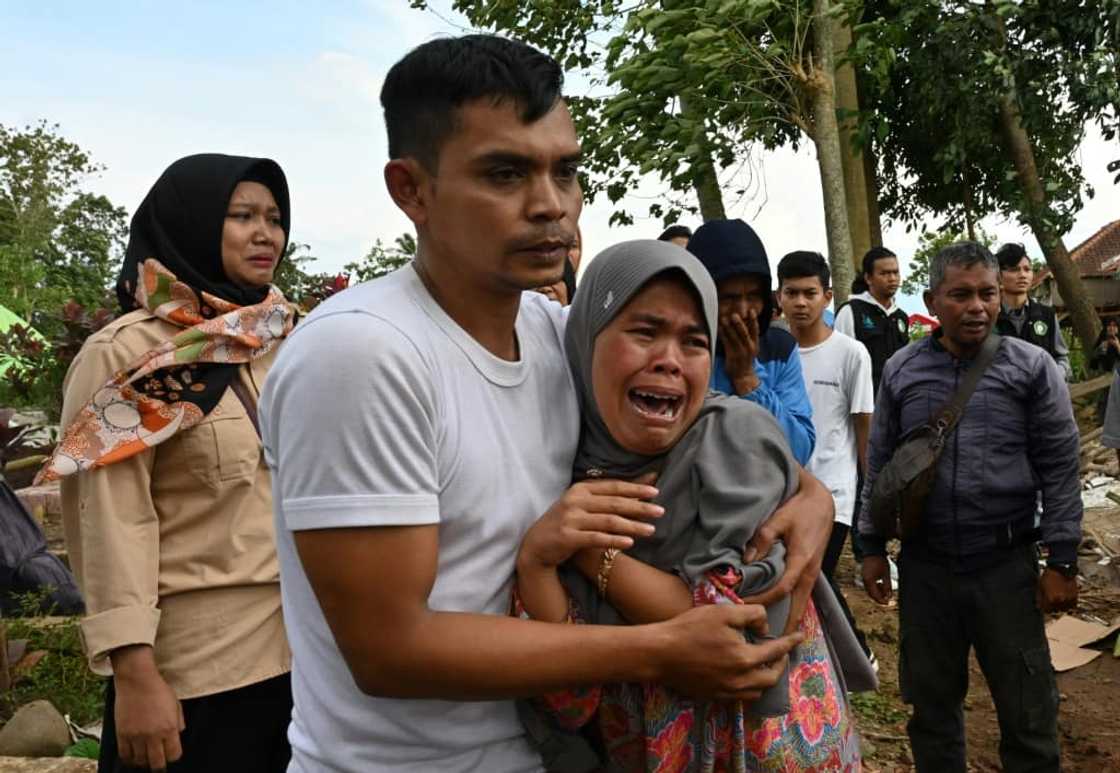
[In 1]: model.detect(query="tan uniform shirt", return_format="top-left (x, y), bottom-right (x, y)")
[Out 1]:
top-left (60, 309), bottom-right (290, 699)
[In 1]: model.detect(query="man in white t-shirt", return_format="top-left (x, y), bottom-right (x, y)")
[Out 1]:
top-left (259, 36), bottom-right (832, 772)
top-left (778, 250), bottom-right (876, 665)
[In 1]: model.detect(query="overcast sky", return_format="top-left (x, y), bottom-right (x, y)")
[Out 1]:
top-left (4, 1), bottom-right (1116, 314)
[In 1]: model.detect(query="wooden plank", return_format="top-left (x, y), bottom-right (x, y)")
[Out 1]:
top-left (1080, 427), bottom-right (1105, 450)
top-left (1069, 373), bottom-right (1113, 400)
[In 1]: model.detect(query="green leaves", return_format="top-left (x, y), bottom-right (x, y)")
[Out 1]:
top-left (0, 121), bottom-right (127, 329)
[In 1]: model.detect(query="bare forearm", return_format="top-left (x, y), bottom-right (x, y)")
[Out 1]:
top-left (341, 610), bottom-right (666, 700)
top-left (854, 413), bottom-right (872, 472)
top-left (110, 644), bottom-right (163, 686)
top-left (572, 549), bottom-right (692, 624)
top-left (514, 560), bottom-right (572, 623)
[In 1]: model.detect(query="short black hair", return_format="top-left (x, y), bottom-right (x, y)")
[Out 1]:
top-left (658, 225), bottom-right (693, 242)
top-left (851, 276), bottom-right (869, 294)
top-left (862, 246), bottom-right (897, 278)
top-left (777, 250), bottom-right (831, 289)
top-left (380, 35), bottom-right (564, 171)
top-left (995, 243), bottom-right (1029, 271)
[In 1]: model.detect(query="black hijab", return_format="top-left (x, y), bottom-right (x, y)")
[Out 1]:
top-left (117, 153), bottom-right (291, 312)
top-left (112, 154), bottom-right (291, 424)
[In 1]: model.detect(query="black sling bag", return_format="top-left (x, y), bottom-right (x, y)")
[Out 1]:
top-left (868, 334), bottom-right (1001, 540)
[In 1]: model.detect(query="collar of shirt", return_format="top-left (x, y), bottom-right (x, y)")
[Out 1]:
top-left (854, 290), bottom-right (899, 316)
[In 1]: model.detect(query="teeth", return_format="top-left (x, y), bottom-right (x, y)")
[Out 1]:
top-left (630, 390), bottom-right (682, 419)
top-left (634, 389), bottom-right (679, 401)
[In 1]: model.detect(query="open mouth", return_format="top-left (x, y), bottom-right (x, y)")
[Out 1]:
top-left (628, 388), bottom-right (683, 420)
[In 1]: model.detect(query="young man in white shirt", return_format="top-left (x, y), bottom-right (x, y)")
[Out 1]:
top-left (259, 35), bottom-right (832, 772)
top-left (778, 250), bottom-right (876, 666)
top-left (832, 246), bottom-right (907, 574)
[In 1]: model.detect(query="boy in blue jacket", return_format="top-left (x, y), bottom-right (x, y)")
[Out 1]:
top-left (687, 219), bottom-right (815, 464)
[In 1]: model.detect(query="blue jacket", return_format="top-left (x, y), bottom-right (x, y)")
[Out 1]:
top-left (710, 327), bottom-right (816, 465)
top-left (857, 333), bottom-right (1081, 564)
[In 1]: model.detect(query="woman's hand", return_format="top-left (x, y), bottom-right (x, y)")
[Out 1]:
top-left (518, 479), bottom-right (663, 570)
top-left (110, 645), bottom-right (185, 771)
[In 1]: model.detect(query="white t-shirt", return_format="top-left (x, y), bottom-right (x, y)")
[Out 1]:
top-left (259, 266), bottom-right (579, 772)
top-left (798, 331), bottom-right (874, 526)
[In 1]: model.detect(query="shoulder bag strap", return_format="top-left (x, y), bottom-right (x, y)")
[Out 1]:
top-left (229, 374), bottom-right (262, 440)
top-left (930, 333), bottom-right (1001, 446)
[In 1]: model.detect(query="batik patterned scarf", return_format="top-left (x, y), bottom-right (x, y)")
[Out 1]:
top-left (36, 258), bottom-right (294, 483)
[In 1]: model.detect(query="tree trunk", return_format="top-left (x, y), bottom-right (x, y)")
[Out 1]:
top-left (832, 16), bottom-right (871, 270)
top-left (997, 92), bottom-right (1100, 352)
top-left (962, 162), bottom-right (976, 241)
top-left (810, 0), bottom-right (855, 304)
top-left (862, 140), bottom-right (883, 247)
top-left (679, 93), bottom-right (727, 222)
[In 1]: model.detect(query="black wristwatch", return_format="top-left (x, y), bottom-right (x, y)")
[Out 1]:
top-left (1046, 562), bottom-right (1079, 578)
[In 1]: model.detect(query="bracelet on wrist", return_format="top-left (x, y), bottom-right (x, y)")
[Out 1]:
top-left (597, 548), bottom-right (621, 597)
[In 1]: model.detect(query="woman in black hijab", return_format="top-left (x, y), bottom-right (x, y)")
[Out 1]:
top-left (47, 154), bottom-right (297, 772)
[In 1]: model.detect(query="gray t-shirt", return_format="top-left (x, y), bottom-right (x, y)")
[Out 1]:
top-left (260, 266), bottom-right (579, 772)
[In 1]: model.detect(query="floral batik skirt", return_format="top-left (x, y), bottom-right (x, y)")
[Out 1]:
top-left (531, 575), bottom-right (862, 772)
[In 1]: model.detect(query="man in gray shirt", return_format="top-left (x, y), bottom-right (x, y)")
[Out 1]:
top-left (859, 241), bottom-right (1081, 772)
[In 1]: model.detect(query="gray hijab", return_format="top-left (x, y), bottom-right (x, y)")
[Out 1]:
top-left (562, 240), bottom-right (802, 716)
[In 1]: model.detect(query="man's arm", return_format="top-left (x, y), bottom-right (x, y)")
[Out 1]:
top-left (850, 344), bottom-right (875, 472)
top-left (1027, 355), bottom-right (1082, 564)
top-left (833, 304), bottom-right (855, 338)
top-left (1051, 321), bottom-right (1073, 381)
top-left (857, 361), bottom-right (902, 557)
top-left (296, 524), bottom-right (799, 701)
top-left (1027, 353), bottom-right (1081, 611)
top-left (853, 413), bottom-right (872, 473)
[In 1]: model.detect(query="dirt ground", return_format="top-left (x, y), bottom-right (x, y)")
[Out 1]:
top-left (839, 514), bottom-right (1120, 773)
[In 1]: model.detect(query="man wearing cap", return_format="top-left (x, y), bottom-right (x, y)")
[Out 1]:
top-left (687, 219), bottom-right (815, 465)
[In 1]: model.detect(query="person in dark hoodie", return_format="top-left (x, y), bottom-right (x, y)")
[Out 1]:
top-left (687, 219), bottom-right (815, 465)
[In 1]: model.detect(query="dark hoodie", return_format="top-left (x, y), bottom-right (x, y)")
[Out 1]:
top-left (687, 220), bottom-right (815, 464)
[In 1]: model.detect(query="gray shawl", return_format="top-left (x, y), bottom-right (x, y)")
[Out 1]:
top-left (560, 240), bottom-right (877, 719)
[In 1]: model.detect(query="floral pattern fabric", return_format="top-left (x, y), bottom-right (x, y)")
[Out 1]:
top-left (36, 258), bottom-right (294, 483)
top-left (525, 567), bottom-right (861, 772)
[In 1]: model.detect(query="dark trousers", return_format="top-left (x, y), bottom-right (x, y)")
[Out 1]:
top-left (99, 673), bottom-right (292, 773)
top-left (898, 544), bottom-right (1060, 772)
top-left (821, 522), bottom-right (871, 657)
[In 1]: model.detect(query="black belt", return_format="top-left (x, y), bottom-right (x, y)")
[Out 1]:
top-left (903, 516), bottom-right (1039, 571)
